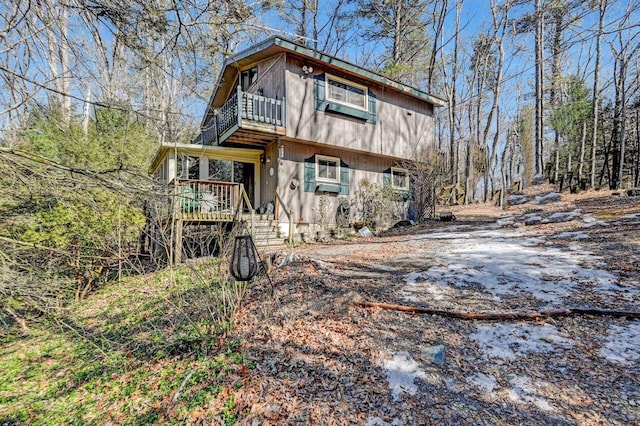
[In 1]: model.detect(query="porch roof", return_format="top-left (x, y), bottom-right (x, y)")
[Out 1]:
top-left (149, 143), bottom-right (263, 174)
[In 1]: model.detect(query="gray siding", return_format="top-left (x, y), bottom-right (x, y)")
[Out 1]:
top-left (246, 55), bottom-right (286, 100)
top-left (275, 140), bottom-right (401, 226)
top-left (284, 55), bottom-right (435, 160)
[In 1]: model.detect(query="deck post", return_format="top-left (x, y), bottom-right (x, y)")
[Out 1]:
top-left (274, 186), bottom-right (280, 221)
top-left (174, 218), bottom-right (183, 264)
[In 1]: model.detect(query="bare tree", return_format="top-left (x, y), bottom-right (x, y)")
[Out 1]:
top-left (590, 0), bottom-right (608, 189)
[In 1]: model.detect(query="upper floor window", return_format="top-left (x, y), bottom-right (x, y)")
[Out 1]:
top-left (391, 167), bottom-right (410, 190)
top-left (241, 67), bottom-right (258, 91)
top-left (316, 155), bottom-right (340, 183)
top-left (326, 73), bottom-right (368, 111)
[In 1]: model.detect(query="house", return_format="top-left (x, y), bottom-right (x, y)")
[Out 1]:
top-left (149, 37), bottom-right (445, 262)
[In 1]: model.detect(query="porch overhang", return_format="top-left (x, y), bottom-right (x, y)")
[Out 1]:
top-left (149, 143), bottom-right (263, 174)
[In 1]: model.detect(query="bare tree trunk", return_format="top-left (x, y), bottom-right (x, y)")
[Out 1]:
top-left (83, 85), bottom-right (91, 137)
top-left (635, 109), bottom-right (640, 187)
top-left (578, 120), bottom-right (587, 184)
top-left (445, 1), bottom-right (461, 185)
top-left (550, 5), bottom-right (564, 184)
top-left (535, 0), bottom-right (545, 177)
top-left (591, 0), bottom-right (607, 188)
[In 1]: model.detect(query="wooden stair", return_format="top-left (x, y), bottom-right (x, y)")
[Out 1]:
top-left (245, 214), bottom-right (288, 253)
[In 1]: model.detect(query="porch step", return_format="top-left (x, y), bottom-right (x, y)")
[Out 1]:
top-left (248, 218), bottom-right (288, 253)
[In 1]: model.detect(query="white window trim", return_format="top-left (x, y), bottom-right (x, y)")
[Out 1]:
top-left (391, 167), bottom-right (410, 190)
top-left (316, 155), bottom-right (341, 184)
top-left (325, 73), bottom-right (369, 112)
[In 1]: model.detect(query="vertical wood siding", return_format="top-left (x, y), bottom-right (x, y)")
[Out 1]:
top-left (275, 141), bottom-right (402, 226)
top-left (246, 55), bottom-right (286, 101)
top-left (284, 56), bottom-right (435, 160)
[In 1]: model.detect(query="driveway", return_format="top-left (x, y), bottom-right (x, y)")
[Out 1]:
top-left (225, 192), bottom-right (640, 425)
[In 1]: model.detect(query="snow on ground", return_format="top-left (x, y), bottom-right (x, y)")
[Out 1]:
top-left (365, 417), bottom-right (404, 426)
top-left (400, 224), bottom-right (640, 407)
top-left (401, 227), bottom-right (636, 306)
top-left (600, 322), bottom-right (640, 365)
top-left (507, 375), bottom-right (555, 412)
top-left (470, 323), bottom-right (574, 362)
top-left (383, 352), bottom-right (427, 401)
top-left (467, 373), bottom-right (499, 394)
top-left (554, 231), bottom-right (589, 240)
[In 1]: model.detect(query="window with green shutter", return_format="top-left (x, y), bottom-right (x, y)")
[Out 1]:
top-left (304, 155), bottom-right (349, 195)
top-left (314, 74), bottom-right (376, 124)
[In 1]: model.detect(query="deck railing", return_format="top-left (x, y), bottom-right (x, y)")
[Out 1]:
top-left (174, 179), bottom-right (240, 221)
top-left (206, 88), bottom-right (285, 144)
top-left (241, 91), bottom-right (285, 126)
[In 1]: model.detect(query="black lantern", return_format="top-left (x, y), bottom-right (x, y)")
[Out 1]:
top-left (230, 235), bottom-right (259, 281)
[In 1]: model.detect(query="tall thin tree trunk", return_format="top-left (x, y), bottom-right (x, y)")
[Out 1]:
top-left (591, 0), bottom-right (607, 188)
top-left (447, 1), bottom-right (461, 185)
top-left (550, 6), bottom-right (564, 184)
top-left (578, 120), bottom-right (587, 184)
top-left (534, 0), bottom-right (545, 177)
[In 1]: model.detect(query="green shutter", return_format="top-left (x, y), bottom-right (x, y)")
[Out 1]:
top-left (314, 76), bottom-right (327, 111)
top-left (383, 168), bottom-right (391, 187)
top-left (339, 160), bottom-right (350, 195)
top-left (368, 92), bottom-right (377, 124)
top-left (304, 156), bottom-right (315, 192)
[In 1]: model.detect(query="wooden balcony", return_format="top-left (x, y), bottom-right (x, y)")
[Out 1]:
top-left (200, 89), bottom-right (286, 147)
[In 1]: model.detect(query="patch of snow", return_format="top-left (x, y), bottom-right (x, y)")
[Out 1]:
top-left (467, 373), bottom-right (499, 395)
top-left (507, 195), bottom-right (529, 205)
top-left (400, 228), bottom-right (636, 306)
top-left (508, 375), bottom-right (555, 412)
top-left (470, 323), bottom-right (574, 361)
top-left (403, 269), bottom-right (462, 302)
top-left (599, 323), bottom-right (640, 365)
top-left (623, 213), bottom-right (640, 220)
top-left (543, 210), bottom-right (582, 223)
top-left (581, 214), bottom-right (611, 227)
top-left (554, 231), bottom-right (589, 240)
top-left (496, 216), bottom-right (517, 227)
top-left (535, 192), bottom-right (562, 204)
top-left (383, 352), bottom-right (427, 401)
top-left (365, 418), bottom-right (404, 426)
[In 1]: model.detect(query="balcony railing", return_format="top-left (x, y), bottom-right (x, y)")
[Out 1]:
top-left (201, 88), bottom-right (285, 145)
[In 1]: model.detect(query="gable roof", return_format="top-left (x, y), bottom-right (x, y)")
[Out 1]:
top-left (202, 36), bottom-right (446, 127)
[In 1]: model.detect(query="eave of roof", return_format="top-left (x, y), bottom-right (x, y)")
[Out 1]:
top-left (148, 143), bottom-right (263, 174)
top-left (201, 37), bottom-right (447, 127)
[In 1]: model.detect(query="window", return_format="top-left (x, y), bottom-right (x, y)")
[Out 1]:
top-left (326, 74), bottom-right (368, 111)
top-left (177, 155), bottom-right (200, 179)
top-left (305, 154), bottom-right (349, 194)
top-left (241, 67), bottom-right (258, 91)
top-left (208, 159), bottom-right (233, 182)
top-left (391, 167), bottom-right (410, 191)
top-left (316, 155), bottom-right (340, 183)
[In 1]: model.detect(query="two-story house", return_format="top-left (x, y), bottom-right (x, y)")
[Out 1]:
top-left (149, 37), bottom-right (445, 261)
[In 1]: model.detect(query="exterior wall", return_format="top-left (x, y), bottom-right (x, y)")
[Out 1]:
top-left (276, 140), bottom-right (403, 228)
top-left (284, 55), bottom-right (435, 160)
top-left (245, 55), bottom-right (286, 100)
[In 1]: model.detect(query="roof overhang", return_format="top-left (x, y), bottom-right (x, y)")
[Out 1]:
top-left (149, 143), bottom-right (263, 174)
top-left (202, 37), bottom-right (447, 127)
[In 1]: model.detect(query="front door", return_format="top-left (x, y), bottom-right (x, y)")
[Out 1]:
top-left (234, 162), bottom-right (256, 209)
